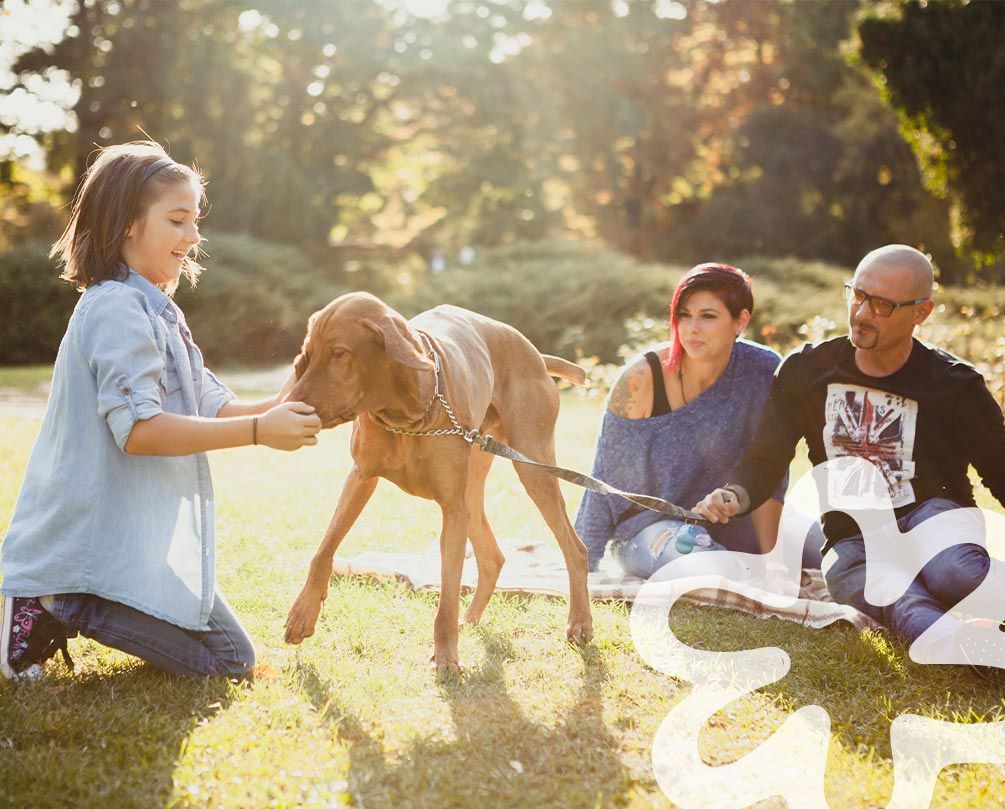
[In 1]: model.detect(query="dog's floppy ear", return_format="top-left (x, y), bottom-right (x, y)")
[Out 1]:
top-left (293, 312), bottom-right (321, 379)
top-left (364, 313), bottom-right (433, 371)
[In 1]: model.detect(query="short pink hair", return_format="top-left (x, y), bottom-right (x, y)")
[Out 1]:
top-left (665, 263), bottom-right (754, 371)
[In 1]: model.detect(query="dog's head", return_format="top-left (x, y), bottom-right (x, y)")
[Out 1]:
top-left (289, 292), bottom-right (434, 429)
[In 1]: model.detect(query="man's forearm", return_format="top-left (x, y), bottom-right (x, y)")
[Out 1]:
top-left (749, 496), bottom-right (781, 554)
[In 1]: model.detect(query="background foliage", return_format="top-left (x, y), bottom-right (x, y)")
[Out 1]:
top-left (2, 0), bottom-right (1005, 365)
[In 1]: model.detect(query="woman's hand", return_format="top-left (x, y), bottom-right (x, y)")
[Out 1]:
top-left (257, 402), bottom-right (321, 451)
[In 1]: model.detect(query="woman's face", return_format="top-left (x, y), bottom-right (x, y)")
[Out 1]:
top-left (675, 289), bottom-right (750, 363)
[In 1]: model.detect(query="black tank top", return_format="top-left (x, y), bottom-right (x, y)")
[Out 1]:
top-left (644, 351), bottom-right (671, 416)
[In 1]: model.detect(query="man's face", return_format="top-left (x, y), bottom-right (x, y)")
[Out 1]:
top-left (847, 262), bottom-right (932, 353)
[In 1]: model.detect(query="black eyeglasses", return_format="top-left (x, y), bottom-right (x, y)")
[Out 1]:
top-left (843, 283), bottom-right (928, 318)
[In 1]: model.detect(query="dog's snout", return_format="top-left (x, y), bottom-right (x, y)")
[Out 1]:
top-left (288, 379), bottom-right (317, 408)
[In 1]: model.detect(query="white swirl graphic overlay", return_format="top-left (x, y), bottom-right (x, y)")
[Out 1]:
top-left (632, 457), bottom-right (1005, 808)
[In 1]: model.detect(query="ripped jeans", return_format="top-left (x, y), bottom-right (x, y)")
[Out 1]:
top-left (613, 517), bottom-right (825, 580)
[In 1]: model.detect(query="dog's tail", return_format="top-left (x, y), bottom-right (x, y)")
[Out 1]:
top-left (542, 355), bottom-right (587, 386)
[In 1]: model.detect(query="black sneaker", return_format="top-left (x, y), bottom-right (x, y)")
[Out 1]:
top-left (1, 596), bottom-right (74, 681)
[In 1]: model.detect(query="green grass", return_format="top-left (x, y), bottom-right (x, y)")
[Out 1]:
top-left (0, 365), bottom-right (54, 395)
top-left (2, 393), bottom-right (1004, 808)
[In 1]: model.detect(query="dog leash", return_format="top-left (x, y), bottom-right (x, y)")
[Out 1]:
top-left (473, 435), bottom-right (711, 526)
top-left (377, 334), bottom-right (711, 527)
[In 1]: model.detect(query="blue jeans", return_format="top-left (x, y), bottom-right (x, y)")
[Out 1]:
top-left (822, 498), bottom-right (991, 644)
top-left (47, 590), bottom-right (255, 677)
top-left (614, 520), bottom-right (735, 579)
top-left (614, 518), bottom-right (824, 579)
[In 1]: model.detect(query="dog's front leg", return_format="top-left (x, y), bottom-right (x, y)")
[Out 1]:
top-left (432, 499), bottom-right (470, 675)
top-left (285, 464), bottom-right (378, 644)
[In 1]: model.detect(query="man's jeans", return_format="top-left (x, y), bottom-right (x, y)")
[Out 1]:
top-left (822, 498), bottom-right (991, 644)
top-left (46, 590), bottom-right (255, 677)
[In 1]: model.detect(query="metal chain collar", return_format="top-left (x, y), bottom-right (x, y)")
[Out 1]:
top-left (375, 333), bottom-right (708, 524)
top-left (379, 333), bottom-right (484, 444)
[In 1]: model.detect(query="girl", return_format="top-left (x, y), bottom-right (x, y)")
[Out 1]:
top-left (575, 263), bottom-right (823, 578)
top-left (1, 141), bottom-right (321, 681)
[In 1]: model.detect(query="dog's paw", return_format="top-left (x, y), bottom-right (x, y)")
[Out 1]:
top-left (566, 618), bottom-right (594, 646)
top-left (283, 625), bottom-right (309, 645)
top-left (434, 661), bottom-right (463, 679)
top-left (430, 650), bottom-right (462, 677)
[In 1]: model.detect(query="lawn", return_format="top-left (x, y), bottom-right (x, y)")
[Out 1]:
top-left (1, 377), bottom-right (1004, 808)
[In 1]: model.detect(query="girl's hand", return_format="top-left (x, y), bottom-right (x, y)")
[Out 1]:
top-left (258, 402), bottom-right (321, 450)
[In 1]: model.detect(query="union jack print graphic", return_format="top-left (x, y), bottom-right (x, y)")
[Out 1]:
top-left (823, 384), bottom-right (918, 508)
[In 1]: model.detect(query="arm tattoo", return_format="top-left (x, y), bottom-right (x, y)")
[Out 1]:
top-left (608, 365), bottom-right (645, 417)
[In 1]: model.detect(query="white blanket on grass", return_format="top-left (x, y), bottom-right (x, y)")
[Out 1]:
top-left (333, 537), bottom-right (878, 631)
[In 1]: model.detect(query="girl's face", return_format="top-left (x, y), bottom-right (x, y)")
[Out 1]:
top-left (675, 289), bottom-right (750, 363)
top-left (121, 179), bottom-right (201, 286)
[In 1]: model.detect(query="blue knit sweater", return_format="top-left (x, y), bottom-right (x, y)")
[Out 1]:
top-left (575, 339), bottom-right (786, 571)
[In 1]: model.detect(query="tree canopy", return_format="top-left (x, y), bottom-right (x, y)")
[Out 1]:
top-left (859, 0), bottom-right (1005, 268)
top-left (4, 0), bottom-right (1001, 281)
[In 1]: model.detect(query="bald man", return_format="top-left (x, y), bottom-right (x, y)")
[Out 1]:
top-left (694, 245), bottom-right (1005, 663)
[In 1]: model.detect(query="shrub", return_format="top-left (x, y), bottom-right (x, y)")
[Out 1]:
top-left (393, 243), bottom-right (858, 363)
top-left (737, 256), bottom-right (849, 352)
top-left (393, 239), bottom-right (684, 363)
top-left (174, 233), bottom-right (345, 366)
top-left (0, 234), bottom-right (344, 367)
top-left (0, 242), bottom-right (77, 364)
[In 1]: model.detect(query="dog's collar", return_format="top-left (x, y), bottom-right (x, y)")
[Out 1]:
top-left (371, 332), bottom-right (442, 431)
top-left (373, 332), bottom-right (481, 442)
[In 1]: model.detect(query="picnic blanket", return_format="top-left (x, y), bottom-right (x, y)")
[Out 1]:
top-left (333, 537), bottom-right (878, 631)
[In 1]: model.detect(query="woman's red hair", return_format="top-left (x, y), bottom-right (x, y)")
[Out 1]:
top-left (665, 263), bottom-right (754, 371)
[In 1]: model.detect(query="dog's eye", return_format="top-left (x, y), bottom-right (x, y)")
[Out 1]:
top-left (331, 347), bottom-right (349, 361)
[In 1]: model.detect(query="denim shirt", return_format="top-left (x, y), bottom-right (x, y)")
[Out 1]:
top-left (1, 269), bottom-right (234, 630)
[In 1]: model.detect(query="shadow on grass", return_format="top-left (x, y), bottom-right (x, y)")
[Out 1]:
top-left (670, 603), bottom-right (1005, 760)
top-left (294, 658), bottom-right (390, 801)
top-left (0, 664), bottom-right (237, 808)
top-left (294, 628), bottom-right (629, 808)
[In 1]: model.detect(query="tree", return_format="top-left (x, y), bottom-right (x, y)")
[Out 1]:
top-left (12, 0), bottom-right (440, 252)
top-left (5, 0), bottom-right (970, 281)
top-left (660, 0), bottom-right (961, 278)
top-left (859, 0), bottom-right (1005, 267)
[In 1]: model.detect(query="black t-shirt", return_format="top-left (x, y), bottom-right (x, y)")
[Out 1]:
top-left (731, 336), bottom-right (1005, 552)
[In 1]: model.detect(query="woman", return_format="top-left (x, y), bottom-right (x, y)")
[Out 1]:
top-left (575, 263), bottom-right (820, 578)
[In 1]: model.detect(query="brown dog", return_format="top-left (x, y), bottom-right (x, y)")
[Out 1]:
top-left (282, 292), bottom-right (594, 672)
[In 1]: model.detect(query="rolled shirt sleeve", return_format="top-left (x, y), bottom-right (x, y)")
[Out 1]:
top-left (78, 287), bottom-right (165, 451)
top-left (199, 366), bottom-right (236, 418)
